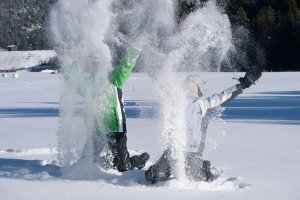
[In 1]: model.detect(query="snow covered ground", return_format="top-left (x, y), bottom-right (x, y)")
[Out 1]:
top-left (0, 71), bottom-right (300, 200)
top-left (0, 50), bottom-right (56, 70)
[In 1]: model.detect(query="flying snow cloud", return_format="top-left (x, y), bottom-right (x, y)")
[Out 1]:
top-left (49, 0), bottom-right (233, 181)
top-left (50, 0), bottom-right (113, 167)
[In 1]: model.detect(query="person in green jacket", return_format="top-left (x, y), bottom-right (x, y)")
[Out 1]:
top-left (102, 47), bottom-right (150, 172)
top-left (66, 47), bottom-right (149, 172)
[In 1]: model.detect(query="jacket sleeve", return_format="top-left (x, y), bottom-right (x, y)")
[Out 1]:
top-left (220, 84), bottom-right (243, 107)
top-left (198, 84), bottom-right (243, 117)
top-left (108, 48), bottom-right (140, 89)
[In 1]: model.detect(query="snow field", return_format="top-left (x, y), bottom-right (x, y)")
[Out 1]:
top-left (0, 72), bottom-right (300, 200)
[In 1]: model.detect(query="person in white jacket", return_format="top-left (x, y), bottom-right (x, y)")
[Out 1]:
top-left (145, 68), bottom-right (262, 183)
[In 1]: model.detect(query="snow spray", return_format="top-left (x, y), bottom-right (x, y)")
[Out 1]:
top-left (118, 0), bottom-right (233, 182)
top-left (50, 0), bottom-right (113, 170)
top-left (50, 0), bottom-right (233, 182)
top-left (163, 1), bottom-right (231, 182)
top-left (49, 0), bottom-right (150, 177)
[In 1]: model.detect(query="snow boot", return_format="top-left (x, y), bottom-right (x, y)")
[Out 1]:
top-left (145, 150), bottom-right (171, 184)
top-left (145, 164), bottom-right (171, 184)
top-left (239, 67), bottom-right (262, 89)
top-left (130, 152), bottom-right (150, 170)
top-left (202, 160), bottom-right (214, 182)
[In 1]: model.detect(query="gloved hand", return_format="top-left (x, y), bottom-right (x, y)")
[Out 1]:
top-left (239, 67), bottom-right (262, 89)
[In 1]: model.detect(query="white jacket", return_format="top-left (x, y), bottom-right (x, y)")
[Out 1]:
top-left (186, 84), bottom-right (242, 153)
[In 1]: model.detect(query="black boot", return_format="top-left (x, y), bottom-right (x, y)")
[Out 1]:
top-left (108, 132), bottom-right (150, 172)
top-left (145, 150), bottom-right (171, 184)
top-left (202, 160), bottom-right (214, 182)
top-left (130, 152), bottom-right (150, 170)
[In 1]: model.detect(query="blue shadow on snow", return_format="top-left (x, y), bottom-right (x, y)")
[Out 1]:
top-left (0, 107), bottom-right (59, 118)
top-left (0, 91), bottom-right (299, 124)
top-left (0, 158), bottom-right (62, 177)
top-left (223, 94), bottom-right (300, 123)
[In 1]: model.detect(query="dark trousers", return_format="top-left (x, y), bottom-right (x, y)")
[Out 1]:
top-left (107, 132), bottom-right (131, 172)
top-left (145, 149), bottom-right (172, 183)
top-left (146, 150), bottom-right (208, 183)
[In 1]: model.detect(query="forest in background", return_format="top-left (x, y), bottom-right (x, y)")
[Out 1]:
top-left (0, 0), bottom-right (56, 50)
top-left (0, 0), bottom-right (299, 71)
top-left (219, 0), bottom-right (300, 71)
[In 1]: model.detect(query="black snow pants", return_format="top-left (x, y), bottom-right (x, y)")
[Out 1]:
top-left (145, 149), bottom-right (172, 183)
top-left (145, 150), bottom-right (211, 183)
top-left (107, 131), bottom-right (131, 172)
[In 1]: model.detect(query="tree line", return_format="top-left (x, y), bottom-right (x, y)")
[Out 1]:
top-left (179, 0), bottom-right (300, 71)
top-left (0, 0), bottom-right (56, 51)
top-left (222, 0), bottom-right (300, 71)
top-left (0, 0), bottom-right (299, 71)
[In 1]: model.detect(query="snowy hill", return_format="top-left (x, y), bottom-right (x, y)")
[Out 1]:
top-left (0, 72), bottom-right (300, 200)
top-left (0, 50), bottom-right (56, 70)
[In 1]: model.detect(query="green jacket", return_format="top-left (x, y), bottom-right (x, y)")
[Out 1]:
top-left (106, 48), bottom-right (140, 132)
top-left (67, 48), bottom-right (140, 133)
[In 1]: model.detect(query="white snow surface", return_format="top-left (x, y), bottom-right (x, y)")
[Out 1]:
top-left (0, 71), bottom-right (300, 200)
top-left (0, 50), bottom-right (56, 69)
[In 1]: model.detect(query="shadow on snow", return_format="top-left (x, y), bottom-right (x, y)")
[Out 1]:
top-left (0, 158), bottom-right (62, 177)
top-left (0, 157), bottom-right (150, 186)
top-left (0, 107), bottom-right (59, 118)
top-left (0, 157), bottom-right (250, 189)
top-left (0, 91), bottom-right (299, 124)
top-left (125, 91), bottom-right (300, 124)
top-left (223, 94), bottom-right (300, 123)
